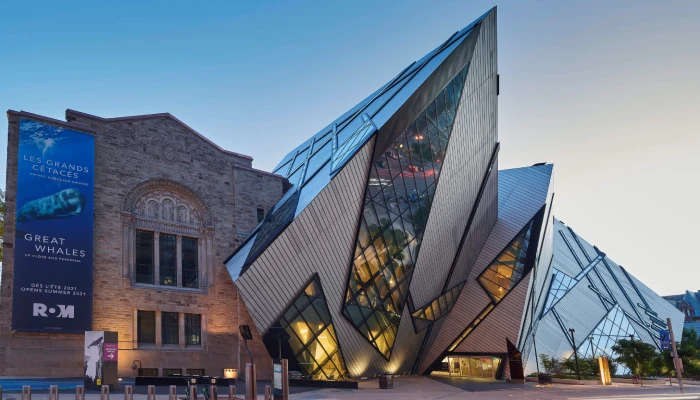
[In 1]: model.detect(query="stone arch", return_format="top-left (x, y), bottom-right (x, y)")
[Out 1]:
top-left (122, 178), bottom-right (214, 228)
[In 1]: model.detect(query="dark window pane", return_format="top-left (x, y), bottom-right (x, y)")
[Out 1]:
top-left (162, 312), bottom-right (179, 345)
top-left (163, 368), bottom-right (182, 376)
top-left (138, 368), bottom-right (158, 377)
top-left (257, 206), bottom-right (265, 223)
top-left (159, 234), bottom-right (176, 286)
top-left (185, 313), bottom-right (201, 345)
top-left (186, 369), bottom-right (205, 375)
top-left (135, 230), bottom-right (154, 284)
top-left (182, 237), bottom-right (198, 288)
top-left (137, 310), bottom-right (156, 344)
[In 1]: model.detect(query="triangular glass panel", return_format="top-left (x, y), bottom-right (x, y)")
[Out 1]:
top-left (263, 276), bottom-right (348, 381)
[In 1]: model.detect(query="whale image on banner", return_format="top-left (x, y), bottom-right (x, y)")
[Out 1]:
top-left (12, 118), bottom-right (95, 333)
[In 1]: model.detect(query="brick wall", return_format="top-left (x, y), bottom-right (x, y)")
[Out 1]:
top-left (0, 110), bottom-right (285, 378)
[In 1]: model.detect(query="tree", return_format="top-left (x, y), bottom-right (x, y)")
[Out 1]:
top-left (612, 339), bottom-right (657, 386)
top-left (652, 350), bottom-right (676, 385)
top-left (539, 354), bottom-right (563, 375)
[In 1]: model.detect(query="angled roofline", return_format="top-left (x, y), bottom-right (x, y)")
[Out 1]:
top-left (65, 108), bottom-right (254, 160)
top-left (7, 110), bottom-right (97, 134)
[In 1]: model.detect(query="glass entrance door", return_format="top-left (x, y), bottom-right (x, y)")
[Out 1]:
top-left (480, 357), bottom-right (494, 378)
top-left (459, 358), bottom-right (471, 376)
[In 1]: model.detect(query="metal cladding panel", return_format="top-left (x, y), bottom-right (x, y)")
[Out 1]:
top-left (409, 8), bottom-right (498, 309)
top-left (628, 273), bottom-right (685, 337)
top-left (234, 138), bottom-right (376, 376)
top-left (412, 158), bottom-right (498, 372)
top-left (454, 273), bottom-right (531, 353)
top-left (418, 165), bottom-right (553, 373)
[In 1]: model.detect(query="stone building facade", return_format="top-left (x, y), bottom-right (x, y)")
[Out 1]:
top-left (0, 109), bottom-right (287, 377)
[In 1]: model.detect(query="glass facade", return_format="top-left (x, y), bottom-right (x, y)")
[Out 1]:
top-left (541, 268), bottom-right (575, 316)
top-left (540, 253), bottom-right (605, 318)
top-left (341, 63), bottom-right (470, 358)
top-left (264, 276), bottom-right (347, 380)
top-left (575, 304), bottom-right (637, 375)
top-left (411, 282), bottom-right (465, 332)
top-left (448, 216), bottom-right (541, 352)
top-left (478, 219), bottom-right (534, 303)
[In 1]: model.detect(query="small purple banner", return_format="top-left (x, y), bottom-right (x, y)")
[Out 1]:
top-left (103, 343), bottom-right (118, 361)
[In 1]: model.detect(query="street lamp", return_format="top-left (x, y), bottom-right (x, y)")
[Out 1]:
top-left (569, 328), bottom-right (582, 380)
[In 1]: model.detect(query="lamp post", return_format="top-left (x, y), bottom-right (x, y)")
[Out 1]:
top-left (569, 328), bottom-right (582, 380)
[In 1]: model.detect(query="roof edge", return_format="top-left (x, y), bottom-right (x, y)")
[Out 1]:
top-left (65, 109), bottom-right (254, 161)
top-left (7, 110), bottom-right (98, 134)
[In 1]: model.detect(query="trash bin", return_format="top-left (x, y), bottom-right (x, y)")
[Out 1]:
top-left (538, 373), bottom-right (552, 385)
top-left (378, 374), bottom-right (394, 389)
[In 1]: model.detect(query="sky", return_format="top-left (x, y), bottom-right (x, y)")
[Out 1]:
top-left (0, 0), bottom-right (698, 296)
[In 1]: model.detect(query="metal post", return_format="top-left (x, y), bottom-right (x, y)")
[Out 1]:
top-left (245, 364), bottom-right (256, 400)
top-left (49, 386), bottom-right (59, 400)
top-left (169, 386), bottom-right (177, 400)
top-left (264, 386), bottom-right (271, 400)
top-left (101, 385), bottom-right (109, 400)
top-left (569, 328), bottom-right (581, 380)
top-left (228, 385), bottom-right (236, 400)
top-left (668, 317), bottom-right (685, 394)
top-left (147, 385), bottom-right (156, 400)
top-left (211, 383), bottom-right (217, 400)
top-left (124, 385), bottom-right (133, 400)
top-left (21, 386), bottom-right (31, 400)
top-left (190, 385), bottom-right (197, 400)
top-left (75, 386), bottom-right (84, 400)
top-left (0, 385), bottom-right (3, 400)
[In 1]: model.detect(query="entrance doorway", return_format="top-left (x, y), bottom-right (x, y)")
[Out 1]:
top-left (442, 356), bottom-right (500, 378)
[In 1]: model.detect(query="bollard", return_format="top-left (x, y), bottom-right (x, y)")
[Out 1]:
top-left (21, 386), bottom-right (31, 400)
top-left (75, 386), bottom-right (84, 400)
top-left (190, 385), bottom-right (197, 400)
top-left (147, 386), bottom-right (156, 400)
top-left (228, 385), bottom-right (235, 400)
top-left (169, 386), bottom-right (177, 400)
top-left (124, 386), bottom-right (133, 400)
top-left (49, 385), bottom-right (59, 400)
top-left (210, 384), bottom-right (217, 400)
top-left (101, 385), bottom-right (109, 400)
top-left (244, 364), bottom-right (256, 400)
top-left (264, 385), bottom-right (272, 400)
top-left (0, 385), bottom-right (3, 400)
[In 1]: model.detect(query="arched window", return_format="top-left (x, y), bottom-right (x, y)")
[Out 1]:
top-left (257, 206), bottom-right (265, 223)
top-left (122, 179), bottom-right (214, 291)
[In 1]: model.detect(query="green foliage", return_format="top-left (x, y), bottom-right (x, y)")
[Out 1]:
top-left (539, 354), bottom-right (563, 375)
top-left (612, 339), bottom-right (657, 383)
top-left (678, 327), bottom-right (700, 377)
top-left (651, 350), bottom-right (676, 378)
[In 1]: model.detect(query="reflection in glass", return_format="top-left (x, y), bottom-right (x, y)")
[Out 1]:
top-left (342, 63), bottom-right (471, 358)
top-left (263, 276), bottom-right (347, 380)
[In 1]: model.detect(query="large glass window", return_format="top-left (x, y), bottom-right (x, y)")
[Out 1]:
top-left (182, 237), bottom-right (198, 288)
top-left (342, 63), bottom-right (471, 358)
top-left (162, 312), bottom-right (179, 345)
top-left (264, 276), bottom-right (347, 381)
top-left (185, 313), bottom-right (202, 345)
top-left (135, 230), bottom-right (155, 284)
top-left (159, 234), bottom-right (177, 286)
top-left (137, 310), bottom-right (156, 344)
top-left (411, 282), bottom-right (465, 332)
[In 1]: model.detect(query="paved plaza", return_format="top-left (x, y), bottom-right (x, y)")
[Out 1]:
top-left (2, 376), bottom-right (700, 400)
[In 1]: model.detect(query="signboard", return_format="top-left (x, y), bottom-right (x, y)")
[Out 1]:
top-left (273, 363), bottom-right (282, 391)
top-left (660, 329), bottom-right (671, 351)
top-left (12, 118), bottom-right (95, 333)
top-left (103, 342), bottom-right (118, 361)
top-left (85, 331), bottom-right (118, 390)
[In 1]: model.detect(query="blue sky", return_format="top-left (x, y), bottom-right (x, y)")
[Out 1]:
top-left (1, 0), bottom-right (699, 295)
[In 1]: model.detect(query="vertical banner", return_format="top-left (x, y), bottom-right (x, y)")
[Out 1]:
top-left (12, 118), bottom-right (95, 333)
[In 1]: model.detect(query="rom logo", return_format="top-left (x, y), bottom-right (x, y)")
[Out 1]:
top-left (33, 303), bottom-right (74, 319)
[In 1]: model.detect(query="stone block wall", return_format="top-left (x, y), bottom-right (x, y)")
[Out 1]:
top-left (0, 109), bottom-right (285, 378)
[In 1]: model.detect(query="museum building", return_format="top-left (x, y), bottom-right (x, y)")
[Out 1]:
top-left (1, 109), bottom-right (286, 377)
top-left (1, 7), bottom-right (684, 380)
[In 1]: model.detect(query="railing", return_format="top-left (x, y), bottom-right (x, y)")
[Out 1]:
top-left (0, 384), bottom-right (249, 400)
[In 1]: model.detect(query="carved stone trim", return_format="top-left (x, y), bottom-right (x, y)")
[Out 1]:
top-left (132, 217), bottom-right (210, 237)
top-left (122, 178), bottom-right (214, 227)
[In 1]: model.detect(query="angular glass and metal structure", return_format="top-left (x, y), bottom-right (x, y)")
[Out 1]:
top-left (262, 276), bottom-right (347, 380)
top-left (224, 7), bottom-right (683, 381)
